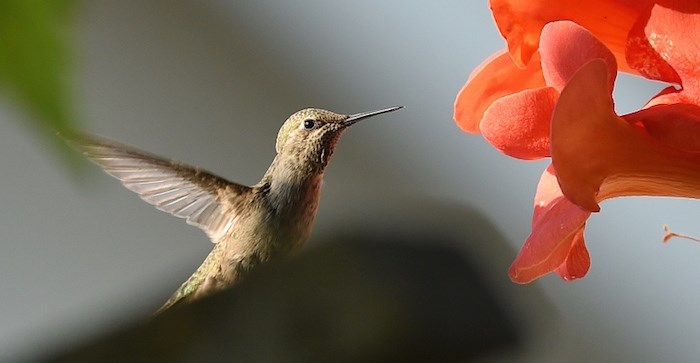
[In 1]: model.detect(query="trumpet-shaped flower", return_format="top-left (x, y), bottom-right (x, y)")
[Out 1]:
top-left (455, 1), bottom-right (700, 283)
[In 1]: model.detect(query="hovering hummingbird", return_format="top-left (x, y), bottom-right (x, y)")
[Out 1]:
top-left (67, 106), bottom-right (402, 314)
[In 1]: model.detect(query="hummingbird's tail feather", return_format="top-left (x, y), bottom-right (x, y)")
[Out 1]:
top-left (153, 243), bottom-right (228, 315)
top-left (153, 247), bottom-right (267, 315)
top-left (154, 272), bottom-right (204, 315)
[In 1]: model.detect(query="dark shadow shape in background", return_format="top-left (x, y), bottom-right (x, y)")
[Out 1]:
top-left (43, 242), bottom-right (516, 362)
top-left (41, 197), bottom-right (550, 362)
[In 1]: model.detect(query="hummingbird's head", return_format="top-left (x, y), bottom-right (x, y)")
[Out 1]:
top-left (274, 106), bottom-right (402, 166)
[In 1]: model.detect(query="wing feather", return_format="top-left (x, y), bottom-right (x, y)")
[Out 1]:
top-left (66, 133), bottom-right (250, 243)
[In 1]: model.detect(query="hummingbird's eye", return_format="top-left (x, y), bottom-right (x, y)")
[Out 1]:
top-left (303, 119), bottom-right (316, 130)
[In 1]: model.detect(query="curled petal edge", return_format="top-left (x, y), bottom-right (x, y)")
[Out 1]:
top-left (454, 50), bottom-right (545, 133)
top-left (509, 165), bottom-right (591, 283)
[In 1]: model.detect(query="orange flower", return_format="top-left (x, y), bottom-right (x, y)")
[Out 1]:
top-left (456, 1), bottom-right (700, 283)
top-left (503, 21), bottom-right (614, 282)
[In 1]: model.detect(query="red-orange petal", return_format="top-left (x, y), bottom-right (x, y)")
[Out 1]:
top-left (626, 101), bottom-right (700, 153)
top-left (509, 164), bottom-right (591, 283)
top-left (489, 0), bottom-right (652, 73)
top-left (554, 230), bottom-right (591, 281)
top-left (626, 0), bottom-right (700, 94)
top-left (551, 59), bottom-right (700, 212)
top-left (454, 49), bottom-right (545, 133)
top-left (481, 87), bottom-right (558, 159)
top-left (539, 21), bottom-right (617, 93)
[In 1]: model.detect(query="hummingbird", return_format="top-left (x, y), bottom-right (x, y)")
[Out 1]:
top-left (67, 106), bottom-right (402, 314)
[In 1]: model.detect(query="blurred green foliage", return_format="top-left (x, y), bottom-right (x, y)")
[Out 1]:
top-left (0, 0), bottom-right (76, 135)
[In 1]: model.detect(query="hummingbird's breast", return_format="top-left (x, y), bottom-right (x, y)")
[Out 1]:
top-left (264, 172), bottom-right (324, 252)
top-left (226, 171), bottom-right (324, 259)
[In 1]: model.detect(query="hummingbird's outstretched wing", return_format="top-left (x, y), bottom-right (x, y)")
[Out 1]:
top-left (66, 133), bottom-right (250, 243)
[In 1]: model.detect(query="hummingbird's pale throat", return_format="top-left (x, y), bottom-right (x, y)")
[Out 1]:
top-left (67, 106), bottom-right (402, 313)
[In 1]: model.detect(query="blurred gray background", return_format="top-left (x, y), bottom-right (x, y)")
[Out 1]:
top-left (2, 1), bottom-right (700, 361)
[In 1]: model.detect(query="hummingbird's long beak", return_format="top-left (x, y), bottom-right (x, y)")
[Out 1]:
top-left (343, 106), bottom-right (403, 127)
